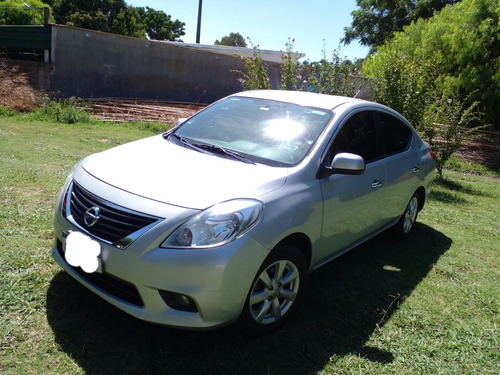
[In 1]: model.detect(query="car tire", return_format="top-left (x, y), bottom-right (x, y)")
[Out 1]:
top-left (393, 193), bottom-right (420, 239)
top-left (236, 244), bottom-right (308, 335)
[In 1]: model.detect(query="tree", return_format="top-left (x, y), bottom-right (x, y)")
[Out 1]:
top-left (363, 0), bottom-right (499, 127)
top-left (362, 0), bottom-right (499, 178)
top-left (342, 0), bottom-right (460, 51)
top-left (214, 32), bottom-right (247, 47)
top-left (0, 0), bottom-right (53, 25)
top-left (48, 0), bottom-right (184, 40)
top-left (110, 7), bottom-right (145, 38)
top-left (136, 7), bottom-right (185, 41)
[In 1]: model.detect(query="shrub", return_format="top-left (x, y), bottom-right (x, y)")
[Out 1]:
top-left (363, 0), bottom-right (499, 129)
top-left (305, 46), bottom-right (362, 97)
top-left (33, 96), bottom-right (91, 124)
top-left (280, 38), bottom-right (301, 91)
top-left (419, 93), bottom-right (484, 180)
top-left (232, 40), bottom-right (271, 90)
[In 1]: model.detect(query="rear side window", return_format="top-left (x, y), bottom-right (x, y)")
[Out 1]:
top-left (377, 112), bottom-right (412, 157)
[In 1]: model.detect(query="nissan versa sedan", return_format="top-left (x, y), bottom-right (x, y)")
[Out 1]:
top-left (52, 90), bottom-right (435, 334)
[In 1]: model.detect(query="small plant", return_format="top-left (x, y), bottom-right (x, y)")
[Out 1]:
top-left (34, 95), bottom-right (91, 124)
top-left (419, 93), bottom-right (484, 180)
top-left (0, 106), bottom-right (17, 116)
top-left (306, 45), bottom-right (361, 97)
top-left (280, 38), bottom-right (300, 90)
top-left (232, 39), bottom-right (271, 90)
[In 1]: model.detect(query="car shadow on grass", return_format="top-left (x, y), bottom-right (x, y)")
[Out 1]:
top-left (46, 223), bottom-right (451, 375)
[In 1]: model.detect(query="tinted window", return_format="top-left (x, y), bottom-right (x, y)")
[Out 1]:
top-left (377, 112), bottom-right (412, 156)
top-left (329, 111), bottom-right (377, 163)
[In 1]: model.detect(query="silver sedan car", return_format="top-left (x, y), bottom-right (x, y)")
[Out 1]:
top-left (52, 90), bottom-right (435, 334)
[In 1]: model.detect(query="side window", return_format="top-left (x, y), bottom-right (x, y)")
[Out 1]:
top-left (377, 112), bottom-right (412, 157)
top-left (328, 111), bottom-right (377, 164)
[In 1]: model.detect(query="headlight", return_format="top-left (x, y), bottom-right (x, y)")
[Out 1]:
top-left (161, 199), bottom-right (263, 248)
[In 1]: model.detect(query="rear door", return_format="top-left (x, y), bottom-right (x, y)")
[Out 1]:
top-left (374, 111), bottom-right (418, 226)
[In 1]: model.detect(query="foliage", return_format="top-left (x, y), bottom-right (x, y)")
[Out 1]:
top-left (0, 0), bottom-right (54, 25)
top-left (0, 105), bottom-right (16, 115)
top-left (109, 6), bottom-right (144, 38)
top-left (364, 52), bottom-right (436, 128)
top-left (280, 38), bottom-right (300, 90)
top-left (136, 6), bottom-right (185, 41)
top-left (46, 0), bottom-right (185, 40)
top-left (363, 0), bottom-right (499, 129)
top-left (233, 40), bottom-right (271, 90)
top-left (362, 0), bottom-right (498, 178)
top-left (214, 32), bottom-right (247, 47)
top-left (419, 93), bottom-right (483, 179)
top-left (32, 95), bottom-right (91, 124)
top-left (305, 45), bottom-right (363, 97)
top-left (235, 40), bottom-right (363, 97)
top-left (342, 0), bottom-right (460, 51)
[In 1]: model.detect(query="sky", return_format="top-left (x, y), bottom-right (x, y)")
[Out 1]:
top-left (127, 0), bottom-right (369, 62)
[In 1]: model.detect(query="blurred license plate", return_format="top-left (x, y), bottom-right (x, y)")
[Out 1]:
top-left (63, 231), bottom-right (103, 274)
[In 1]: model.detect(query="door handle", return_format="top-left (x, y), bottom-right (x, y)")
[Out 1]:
top-left (371, 180), bottom-right (383, 189)
top-left (413, 166), bottom-right (421, 173)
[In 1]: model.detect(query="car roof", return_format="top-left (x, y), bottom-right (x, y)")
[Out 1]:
top-left (232, 90), bottom-right (365, 111)
top-left (232, 90), bottom-right (414, 128)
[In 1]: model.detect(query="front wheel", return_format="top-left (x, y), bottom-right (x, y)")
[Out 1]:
top-left (393, 193), bottom-right (420, 239)
top-left (236, 245), bottom-right (308, 335)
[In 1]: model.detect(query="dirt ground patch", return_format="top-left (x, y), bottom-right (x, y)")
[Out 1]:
top-left (0, 60), bottom-right (38, 111)
top-left (87, 98), bottom-right (206, 125)
top-left (455, 129), bottom-right (500, 170)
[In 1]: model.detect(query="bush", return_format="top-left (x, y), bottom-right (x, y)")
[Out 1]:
top-left (232, 40), bottom-right (271, 90)
top-left (363, 0), bottom-right (499, 129)
top-left (33, 96), bottom-right (91, 124)
top-left (235, 40), bottom-right (363, 97)
top-left (305, 46), bottom-right (362, 97)
top-left (419, 93), bottom-right (484, 179)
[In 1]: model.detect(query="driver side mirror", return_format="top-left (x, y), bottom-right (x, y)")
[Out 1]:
top-left (318, 152), bottom-right (366, 178)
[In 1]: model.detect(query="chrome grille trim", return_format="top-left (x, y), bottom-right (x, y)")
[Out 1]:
top-left (64, 180), bottom-right (162, 249)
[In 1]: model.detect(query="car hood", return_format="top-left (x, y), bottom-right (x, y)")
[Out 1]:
top-left (81, 135), bottom-right (288, 209)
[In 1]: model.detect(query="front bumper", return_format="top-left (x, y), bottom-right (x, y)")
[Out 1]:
top-left (52, 228), bottom-right (269, 329)
top-left (52, 182), bottom-right (270, 330)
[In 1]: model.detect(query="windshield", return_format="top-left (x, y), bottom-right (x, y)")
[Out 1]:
top-left (170, 96), bottom-right (333, 166)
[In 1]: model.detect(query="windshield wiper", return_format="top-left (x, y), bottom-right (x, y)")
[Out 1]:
top-left (190, 143), bottom-right (256, 164)
top-left (170, 134), bottom-right (214, 155)
top-left (169, 134), bottom-right (255, 164)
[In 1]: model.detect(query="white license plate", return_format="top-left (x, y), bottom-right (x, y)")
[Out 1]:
top-left (63, 231), bottom-right (103, 273)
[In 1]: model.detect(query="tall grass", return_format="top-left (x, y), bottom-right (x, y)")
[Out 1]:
top-left (31, 96), bottom-right (92, 124)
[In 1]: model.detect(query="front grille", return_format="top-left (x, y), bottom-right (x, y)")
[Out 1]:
top-left (66, 181), bottom-right (161, 248)
top-left (56, 240), bottom-right (144, 307)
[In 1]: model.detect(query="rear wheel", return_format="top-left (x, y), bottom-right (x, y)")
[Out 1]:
top-left (393, 193), bottom-right (420, 239)
top-left (237, 245), bottom-right (307, 335)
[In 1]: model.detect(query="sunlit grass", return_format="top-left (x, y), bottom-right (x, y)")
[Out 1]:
top-left (1, 115), bottom-right (498, 374)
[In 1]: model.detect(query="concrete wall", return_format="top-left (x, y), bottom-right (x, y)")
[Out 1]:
top-left (50, 25), bottom-right (282, 103)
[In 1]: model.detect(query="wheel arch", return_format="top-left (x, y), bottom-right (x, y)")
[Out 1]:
top-left (272, 233), bottom-right (312, 269)
top-left (414, 186), bottom-right (426, 212)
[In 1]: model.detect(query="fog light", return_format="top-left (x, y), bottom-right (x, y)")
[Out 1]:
top-left (159, 291), bottom-right (198, 313)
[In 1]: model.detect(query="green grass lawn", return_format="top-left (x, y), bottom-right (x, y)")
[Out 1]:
top-left (1, 116), bottom-right (498, 374)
